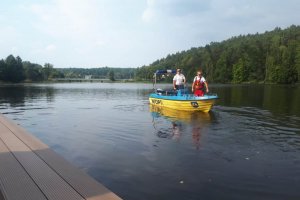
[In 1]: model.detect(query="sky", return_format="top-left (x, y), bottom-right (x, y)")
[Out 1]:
top-left (0, 0), bottom-right (299, 68)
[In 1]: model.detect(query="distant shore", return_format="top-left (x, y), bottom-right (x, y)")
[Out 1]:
top-left (1, 79), bottom-right (299, 86)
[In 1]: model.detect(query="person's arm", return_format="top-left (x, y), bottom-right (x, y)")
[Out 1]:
top-left (173, 76), bottom-right (176, 90)
top-left (204, 81), bottom-right (209, 93)
top-left (191, 77), bottom-right (195, 92)
top-left (192, 82), bottom-right (195, 92)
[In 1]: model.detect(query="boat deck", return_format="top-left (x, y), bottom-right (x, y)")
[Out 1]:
top-left (0, 114), bottom-right (122, 200)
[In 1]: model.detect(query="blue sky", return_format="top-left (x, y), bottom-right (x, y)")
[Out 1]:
top-left (0, 0), bottom-right (299, 68)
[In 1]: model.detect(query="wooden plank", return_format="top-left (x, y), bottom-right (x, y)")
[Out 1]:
top-left (36, 149), bottom-right (121, 200)
top-left (0, 115), bottom-right (48, 151)
top-left (0, 122), bottom-right (84, 200)
top-left (0, 187), bottom-right (5, 200)
top-left (0, 137), bottom-right (47, 200)
top-left (0, 190), bottom-right (5, 200)
top-left (0, 114), bottom-right (122, 200)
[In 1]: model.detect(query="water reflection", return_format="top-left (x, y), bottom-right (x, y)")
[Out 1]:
top-left (212, 84), bottom-right (300, 116)
top-left (150, 105), bottom-right (215, 149)
top-left (0, 84), bottom-right (55, 107)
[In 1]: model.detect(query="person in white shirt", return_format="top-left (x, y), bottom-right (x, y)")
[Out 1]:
top-left (191, 70), bottom-right (209, 96)
top-left (173, 69), bottom-right (186, 90)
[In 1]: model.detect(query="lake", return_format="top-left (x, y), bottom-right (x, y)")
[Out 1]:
top-left (0, 83), bottom-right (300, 200)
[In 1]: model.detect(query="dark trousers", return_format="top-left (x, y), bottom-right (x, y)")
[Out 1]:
top-left (175, 85), bottom-right (184, 90)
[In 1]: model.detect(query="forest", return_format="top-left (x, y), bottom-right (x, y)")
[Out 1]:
top-left (0, 55), bottom-right (134, 82)
top-left (135, 25), bottom-right (300, 84)
top-left (1, 25), bottom-right (299, 84)
top-left (0, 55), bottom-right (64, 82)
top-left (56, 67), bottom-right (135, 80)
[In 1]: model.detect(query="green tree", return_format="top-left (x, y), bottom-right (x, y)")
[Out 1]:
top-left (295, 41), bottom-right (300, 81)
top-left (202, 45), bottom-right (214, 81)
top-left (43, 63), bottom-right (54, 80)
top-left (108, 70), bottom-right (115, 81)
top-left (232, 58), bottom-right (245, 83)
top-left (51, 70), bottom-right (65, 78)
top-left (0, 59), bottom-right (6, 81)
top-left (3, 55), bottom-right (25, 82)
top-left (265, 55), bottom-right (276, 82)
top-left (280, 41), bottom-right (298, 83)
top-left (214, 53), bottom-right (231, 83)
top-left (23, 61), bottom-right (44, 81)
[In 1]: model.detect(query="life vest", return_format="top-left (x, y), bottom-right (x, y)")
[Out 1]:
top-left (194, 77), bottom-right (204, 90)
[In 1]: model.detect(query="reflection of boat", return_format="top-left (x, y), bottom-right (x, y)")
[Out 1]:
top-left (150, 104), bottom-right (213, 125)
top-left (149, 70), bottom-right (218, 112)
top-left (150, 105), bottom-right (214, 148)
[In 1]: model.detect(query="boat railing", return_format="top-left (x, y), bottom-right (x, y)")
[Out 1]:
top-left (156, 88), bottom-right (218, 98)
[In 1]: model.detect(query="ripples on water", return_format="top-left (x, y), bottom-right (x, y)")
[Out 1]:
top-left (214, 106), bottom-right (300, 151)
top-left (0, 83), bottom-right (300, 200)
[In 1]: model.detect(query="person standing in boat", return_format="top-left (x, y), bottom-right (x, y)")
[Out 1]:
top-left (173, 69), bottom-right (186, 90)
top-left (192, 70), bottom-right (209, 96)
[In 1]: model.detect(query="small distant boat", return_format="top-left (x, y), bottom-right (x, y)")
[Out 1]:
top-left (149, 70), bottom-right (218, 112)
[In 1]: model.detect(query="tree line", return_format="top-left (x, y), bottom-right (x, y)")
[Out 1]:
top-left (0, 55), bottom-right (135, 82)
top-left (56, 67), bottom-right (135, 80)
top-left (135, 25), bottom-right (300, 84)
top-left (0, 55), bottom-right (63, 82)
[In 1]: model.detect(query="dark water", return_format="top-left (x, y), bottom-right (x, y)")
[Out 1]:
top-left (0, 83), bottom-right (300, 200)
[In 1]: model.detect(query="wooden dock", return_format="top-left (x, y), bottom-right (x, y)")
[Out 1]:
top-left (0, 114), bottom-right (122, 200)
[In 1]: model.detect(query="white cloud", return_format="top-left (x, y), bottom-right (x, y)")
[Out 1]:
top-left (30, 0), bottom-right (104, 41)
top-left (142, 7), bottom-right (155, 23)
top-left (142, 0), bottom-right (157, 22)
top-left (142, 0), bottom-right (211, 23)
top-left (45, 44), bottom-right (56, 52)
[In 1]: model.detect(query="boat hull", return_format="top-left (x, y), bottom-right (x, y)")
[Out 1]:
top-left (149, 94), bottom-right (217, 112)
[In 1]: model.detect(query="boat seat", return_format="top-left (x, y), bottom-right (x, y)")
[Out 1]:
top-left (165, 90), bottom-right (177, 95)
top-left (176, 89), bottom-right (188, 96)
top-left (156, 89), bottom-right (177, 96)
top-left (156, 88), bottom-right (165, 95)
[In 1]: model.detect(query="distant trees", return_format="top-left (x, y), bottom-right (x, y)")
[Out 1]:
top-left (43, 63), bottom-right (53, 80)
top-left (0, 55), bottom-right (63, 82)
top-left (0, 55), bottom-right (24, 82)
top-left (295, 41), bottom-right (300, 81)
top-left (56, 67), bottom-right (135, 80)
top-left (23, 61), bottom-right (44, 81)
top-left (233, 58), bottom-right (246, 83)
top-left (264, 34), bottom-right (299, 84)
top-left (135, 25), bottom-right (300, 84)
top-left (108, 70), bottom-right (115, 81)
top-left (0, 55), bottom-right (133, 82)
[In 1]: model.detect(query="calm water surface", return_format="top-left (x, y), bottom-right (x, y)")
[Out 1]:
top-left (0, 83), bottom-right (300, 200)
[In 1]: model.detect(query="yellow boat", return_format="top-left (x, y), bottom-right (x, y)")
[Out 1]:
top-left (149, 70), bottom-right (218, 112)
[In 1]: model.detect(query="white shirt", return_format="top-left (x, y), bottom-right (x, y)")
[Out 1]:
top-left (193, 76), bottom-right (206, 83)
top-left (173, 74), bottom-right (185, 85)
